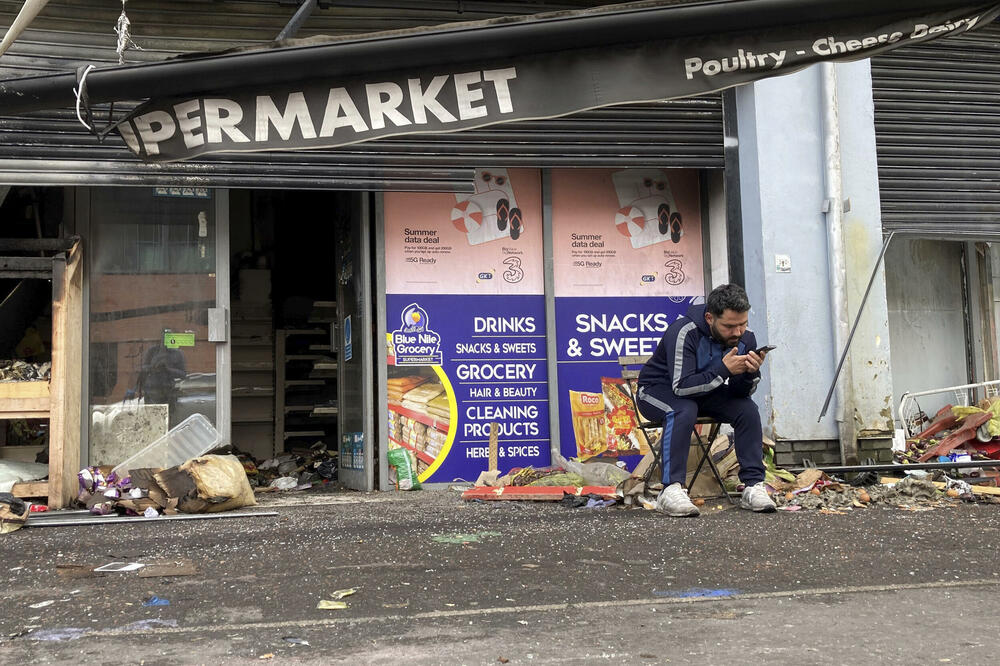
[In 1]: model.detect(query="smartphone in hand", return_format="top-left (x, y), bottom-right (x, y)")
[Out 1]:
top-left (754, 345), bottom-right (776, 355)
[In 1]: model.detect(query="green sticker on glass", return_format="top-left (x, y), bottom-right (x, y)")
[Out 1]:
top-left (164, 332), bottom-right (195, 349)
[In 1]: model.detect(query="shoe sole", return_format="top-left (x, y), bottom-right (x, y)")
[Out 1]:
top-left (739, 500), bottom-right (776, 513)
top-left (658, 505), bottom-right (700, 517)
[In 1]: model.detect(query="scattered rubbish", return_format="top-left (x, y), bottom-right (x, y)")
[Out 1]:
top-left (330, 588), bottom-right (357, 600)
top-left (28, 600), bottom-right (56, 609)
top-left (142, 596), bottom-right (170, 607)
top-left (28, 504), bottom-right (49, 513)
top-left (584, 497), bottom-right (616, 509)
top-left (0, 493), bottom-right (29, 533)
top-left (387, 447), bottom-right (421, 491)
top-left (258, 653), bottom-right (274, 660)
top-left (499, 658), bottom-right (510, 664)
top-left (283, 637), bottom-right (310, 646)
top-left (155, 454), bottom-right (257, 514)
top-left (901, 399), bottom-right (1000, 468)
top-left (111, 413), bottom-right (222, 479)
top-left (0, 359), bottom-right (51, 381)
top-left (517, 620), bottom-right (528, 626)
top-left (316, 600), bottom-right (348, 610)
top-left (431, 531), bottom-right (500, 544)
top-left (246, 442), bottom-right (338, 491)
top-left (143, 507), bottom-right (160, 518)
top-left (94, 562), bottom-right (145, 573)
top-left (268, 476), bottom-right (298, 491)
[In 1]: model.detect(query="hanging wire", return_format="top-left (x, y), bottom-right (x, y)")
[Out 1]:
top-left (115, 0), bottom-right (142, 64)
top-left (73, 64), bottom-right (95, 131)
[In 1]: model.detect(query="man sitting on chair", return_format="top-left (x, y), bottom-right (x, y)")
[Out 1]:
top-left (637, 283), bottom-right (775, 517)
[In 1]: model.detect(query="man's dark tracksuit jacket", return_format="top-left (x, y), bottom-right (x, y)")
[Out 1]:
top-left (636, 303), bottom-right (765, 487)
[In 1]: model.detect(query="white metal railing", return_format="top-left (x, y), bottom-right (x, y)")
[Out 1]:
top-left (899, 380), bottom-right (1000, 438)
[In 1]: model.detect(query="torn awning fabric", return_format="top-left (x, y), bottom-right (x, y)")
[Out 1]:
top-left (113, 2), bottom-right (1000, 162)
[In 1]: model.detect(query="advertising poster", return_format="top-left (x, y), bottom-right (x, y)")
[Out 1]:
top-left (384, 169), bottom-right (549, 483)
top-left (552, 168), bottom-right (704, 468)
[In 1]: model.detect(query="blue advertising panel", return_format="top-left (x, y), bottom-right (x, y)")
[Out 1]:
top-left (384, 169), bottom-right (549, 483)
top-left (551, 168), bottom-right (705, 468)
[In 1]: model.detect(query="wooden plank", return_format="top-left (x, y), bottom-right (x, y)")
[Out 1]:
top-left (0, 237), bottom-right (76, 252)
top-left (0, 256), bottom-right (52, 271)
top-left (0, 381), bottom-right (50, 418)
top-left (0, 445), bottom-right (45, 462)
top-left (11, 481), bottom-right (49, 498)
top-left (488, 422), bottom-right (499, 472)
top-left (618, 355), bottom-right (652, 366)
top-left (0, 380), bottom-right (49, 399)
top-left (48, 241), bottom-right (82, 509)
top-left (880, 477), bottom-right (1000, 496)
top-left (0, 270), bottom-right (50, 279)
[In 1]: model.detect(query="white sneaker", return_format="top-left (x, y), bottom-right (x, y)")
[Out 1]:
top-left (740, 481), bottom-right (776, 512)
top-left (655, 483), bottom-right (700, 517)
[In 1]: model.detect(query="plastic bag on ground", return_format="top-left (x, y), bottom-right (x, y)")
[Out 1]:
top-left (553, 453), bottom-right (630, 486)
top-left (387, 448), bottom-right (421, 491)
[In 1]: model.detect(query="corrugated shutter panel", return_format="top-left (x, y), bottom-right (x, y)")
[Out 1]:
top-left (872, 22), bottom-right (1000, 238)
top-left (0, 1), bottom-right (722, 191)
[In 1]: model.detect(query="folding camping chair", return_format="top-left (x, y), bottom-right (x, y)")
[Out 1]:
top-left (619, 355), bottom-right (735, 504)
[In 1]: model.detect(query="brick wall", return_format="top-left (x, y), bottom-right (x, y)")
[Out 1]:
top-left (774, 438), bottom-right (892, 468)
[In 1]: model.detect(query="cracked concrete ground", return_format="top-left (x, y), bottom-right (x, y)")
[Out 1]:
top-left (1, 490), bottom-right (999, 664)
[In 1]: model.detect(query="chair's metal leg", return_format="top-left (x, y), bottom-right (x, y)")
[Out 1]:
top-left (643, 434), bottom-right (663, 484)
top-left (689, 423), bottom-right (737, 504)
top-left (703, 441), bottom-right (737, 505)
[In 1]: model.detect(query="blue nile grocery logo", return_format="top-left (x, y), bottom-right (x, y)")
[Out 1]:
top-left (392, 303), bottom-right (442, 365)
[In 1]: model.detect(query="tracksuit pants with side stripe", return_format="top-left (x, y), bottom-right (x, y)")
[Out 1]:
top-left (636, 382), bottom-right (766, 488)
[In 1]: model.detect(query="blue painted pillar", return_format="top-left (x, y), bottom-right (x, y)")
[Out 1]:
top-left (734, 61), bottom-right (894, 448)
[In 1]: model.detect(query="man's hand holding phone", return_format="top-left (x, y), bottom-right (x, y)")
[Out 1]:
top-left (746, 344), bottom-right (775, 373)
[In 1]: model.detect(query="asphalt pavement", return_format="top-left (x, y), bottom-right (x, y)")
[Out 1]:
top-left (2, 489), bottom-right (999, 664)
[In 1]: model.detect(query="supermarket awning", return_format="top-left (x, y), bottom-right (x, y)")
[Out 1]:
top-left (1, 0), bottom-right (997, 162)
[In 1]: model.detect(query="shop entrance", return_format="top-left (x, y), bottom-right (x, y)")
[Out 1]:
top-left (228, 189), bottom-right (374, 491)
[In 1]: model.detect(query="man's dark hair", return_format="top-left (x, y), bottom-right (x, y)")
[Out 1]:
top-left (706, 283), bottom-right (750, 316)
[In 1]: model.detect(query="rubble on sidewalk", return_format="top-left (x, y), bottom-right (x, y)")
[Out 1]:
top-left (239, 441), bottom-right (339, 493)
top-left (75, 453), bottom-right (257, 517)
top-left (771, 468), bottom-right (1000, 512)
top-left (461, 457), bottom-right (626, 502)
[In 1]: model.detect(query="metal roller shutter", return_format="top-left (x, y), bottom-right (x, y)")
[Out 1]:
top-left (872, 22), bottom-right (1000, 238)
top-left (0, 1), bottom-right (722, 191)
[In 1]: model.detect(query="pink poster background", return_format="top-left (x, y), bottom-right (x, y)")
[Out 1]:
top-left (384, 168), bottom-right (543, 295)
top-left (551, 169), bottom-right (704, 298)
